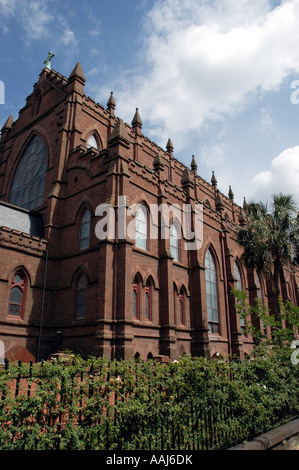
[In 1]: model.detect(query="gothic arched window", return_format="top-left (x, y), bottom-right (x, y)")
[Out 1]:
top-left (205, 249), bottom-right (219, 334)
top-left (145, 278), bottom-right (153, 321)
top-left (173, 283), bottom-right (178, 324)
top-left (234, 262), bottom-right (246, 333)
top-left (8, 271), bottom-right (26, 318)
top-left (179, 287), bottom-right (186, 325)
top-left (87, 134), bottom-right (98, 150)
top-left (75, 274), bottom-right (87, 320)
top-left (135, 205), bottom-right (148, 250)
top-left (132, 278), bottom-right (140, 318)
top-left (79, 209), bottom-right (91, 250)
top-left (10, 135), bottom-right (47, 210)
top-left (33, 92), bottom-right (42, 115)
top-left (170, 223), bottom-right (179, 261)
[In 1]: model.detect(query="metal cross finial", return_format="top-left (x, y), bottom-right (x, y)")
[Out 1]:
top-left (43, 51), bottom-right (55, 70)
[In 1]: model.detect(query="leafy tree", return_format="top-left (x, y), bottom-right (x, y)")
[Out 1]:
top-left (232, 287), bottom-right (299, 349)
top-left (237, 193), bottom-right (299, 318)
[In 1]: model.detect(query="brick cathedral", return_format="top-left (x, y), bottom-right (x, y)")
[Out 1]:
top-left (0, 62), bottom-right (298, 362)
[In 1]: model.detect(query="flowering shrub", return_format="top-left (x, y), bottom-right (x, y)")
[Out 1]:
top-left (0, 349), bottom-right (298, 450)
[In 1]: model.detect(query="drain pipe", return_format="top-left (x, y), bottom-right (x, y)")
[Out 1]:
top-left (37, 248), bottom-right (48, 362)
top-left (220, 230), bottom-right (232, 357)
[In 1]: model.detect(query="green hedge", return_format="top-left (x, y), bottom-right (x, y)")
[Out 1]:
top-left (0, 349), bottom-right (298, 450)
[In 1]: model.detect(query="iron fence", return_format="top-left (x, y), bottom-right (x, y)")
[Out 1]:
top-left (0, 357), bottom-right (297, 450)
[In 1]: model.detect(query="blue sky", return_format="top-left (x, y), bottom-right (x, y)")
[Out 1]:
top-left (1, 0), bottom-right (299, 207)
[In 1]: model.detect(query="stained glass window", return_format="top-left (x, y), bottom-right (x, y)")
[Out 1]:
top-left (8, 272), bottom-right (26, 317)
top-left (10, 135), bottom-right (47, 210)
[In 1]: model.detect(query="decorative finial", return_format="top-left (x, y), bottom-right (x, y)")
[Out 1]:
top-left (211, 171), bottom-right (217, 188)
top-left (191, 155), bottom-right (198, 172)
top-left (43, 51), bottom-right (55, 70)
top-left (131, 108), bottom-right (143, 129)
top-left (107, 91), bottom-right (116, 110)
top-left (228, 185), bottom-right (234, 201)
top-left (166, 138), bottom-right (174, 152)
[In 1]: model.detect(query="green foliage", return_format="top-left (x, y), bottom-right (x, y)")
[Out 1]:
top-left (233, 287), bottom-right (299, 348)
top-left (0, 350), bottom-right (298, 450)
top-left (237, 193), bottom-right (299, 319)
top-left (238, 193), bottom-right (299, 274)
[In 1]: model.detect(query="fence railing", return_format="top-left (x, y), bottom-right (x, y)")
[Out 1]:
top-left (0, 356), bottom-right (298, 450)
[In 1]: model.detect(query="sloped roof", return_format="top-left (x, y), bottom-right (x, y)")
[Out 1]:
top-left (0, 201), bottom-right (44, 238)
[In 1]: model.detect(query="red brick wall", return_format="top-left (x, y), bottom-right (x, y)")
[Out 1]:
top-left (0, 65), bottom-right (298, 362)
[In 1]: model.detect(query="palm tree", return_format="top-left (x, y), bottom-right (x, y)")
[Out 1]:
top-left (237, 193), bottom-right (299, 318)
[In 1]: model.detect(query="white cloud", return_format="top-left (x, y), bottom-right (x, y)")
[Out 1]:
top-left (21, 1), bottom-right (54, 40)
top-left (60, 26), bottom-right (77, 47)
top-left (89, 29), bottom-right (100, 38)
top-left (0, 0), bottom-right (76, 44)
top-left (0, 0), bottom-right (17, 15)
top-left (250, 146), bottom-right (299, 205)
top-left (106, 0), bottom-right (299, 153)
top-left (0, 0), bottom-right (55, 41)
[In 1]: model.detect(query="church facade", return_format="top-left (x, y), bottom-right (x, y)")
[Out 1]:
top-left (0, 63), bottom-right (298, 362)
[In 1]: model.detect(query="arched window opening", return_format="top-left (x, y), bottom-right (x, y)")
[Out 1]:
top-left (135, 205), bottom-right (147, 250)
top-left (132, 275), bottom-right (141, 319)
top-left (87, 134), bottom-right (98, 150)
top-left (234, 262), bottom-right (246, 333)
top-left (145, 278), bottom-right (153, 321)
top-left (75, 274), bottom-right (87, 320)
top-left (8, 271), bottom-right (26, 318)
top-left (79, 209), bottom-right (91, 250)
top-left (173, 283), bottom-right (178, 324)
top-left (134, 352), bottom-right (141, 361)
top-left (170, 223), bottom-right (179, 261)
top-left (179, 288), bottom-right (185, 325)
top-left (205, 249), bottom-right (219, 334)
top-left (34, 93), bottom-right (42, 115)
top-left (10, 135), bottom-right (47, 210)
